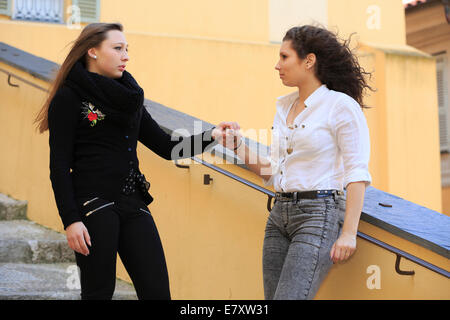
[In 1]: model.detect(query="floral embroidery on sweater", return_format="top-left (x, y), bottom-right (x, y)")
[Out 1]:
top-left (82, 101), bottom-right (106, 127)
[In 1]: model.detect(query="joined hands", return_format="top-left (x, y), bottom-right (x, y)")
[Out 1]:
top-left (212, 122), bottom-right (243, 151)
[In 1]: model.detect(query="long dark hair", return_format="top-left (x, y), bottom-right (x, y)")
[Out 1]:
top-left (34, 22), bottom-right (123, 133)
top-left (283, 25), bottom-right (374, 108)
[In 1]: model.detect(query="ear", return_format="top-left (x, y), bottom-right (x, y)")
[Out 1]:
top-left (305, 53), bottom-right (316, 70)
top-left (87, 48), bottom-right (97, 60)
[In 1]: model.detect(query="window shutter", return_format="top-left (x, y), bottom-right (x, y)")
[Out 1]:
top-left (0, 0), bottom-right (11, 16)
top-left (437, 55), bottom-right (450, 153)
top-left (72, 0), bottom-right (99, 23)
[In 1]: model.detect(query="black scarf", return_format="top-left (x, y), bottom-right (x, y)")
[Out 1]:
top-left (64, 60), bottom-right (144, 128)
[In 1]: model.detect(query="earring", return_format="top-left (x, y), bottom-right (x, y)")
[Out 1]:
top-left (93, 55), bottom-right (97, 59)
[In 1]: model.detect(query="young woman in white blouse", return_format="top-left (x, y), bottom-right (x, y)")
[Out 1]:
top-left (218, 25), bottom-right (373, 300)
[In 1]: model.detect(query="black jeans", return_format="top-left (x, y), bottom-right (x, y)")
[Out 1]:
top-left (74, 192), bottom-right (171, 300)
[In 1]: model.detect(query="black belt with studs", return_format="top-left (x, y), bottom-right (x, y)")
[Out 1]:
top-left (122, 167), bottom-right (150, 196)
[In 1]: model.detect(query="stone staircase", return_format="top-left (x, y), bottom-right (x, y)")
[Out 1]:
top-left (0, 193), bottom-right (138, 299)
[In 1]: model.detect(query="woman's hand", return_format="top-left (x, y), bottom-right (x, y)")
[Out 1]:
top-left (212, 121), bottom-right (241, 149)
top-left (330, 232), bottom-right (356, 263)
top-left (330, 181), bottom-right (365, 263)
top-left (221, 128), bottom-right (243, 150)
top-left (66, 221), bottom-right (91, 256)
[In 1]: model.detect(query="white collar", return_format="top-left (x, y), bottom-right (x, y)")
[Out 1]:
top-left (276, 84), bottom-right (329, 114)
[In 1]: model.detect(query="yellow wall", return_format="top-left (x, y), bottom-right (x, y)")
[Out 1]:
top-left (327, 0), bottom-right (406, 46)
top-left (0, 65), bottom-right (56, 228)
top-left (0, 0), bottom-right (268, 42)
top-left (384, 53), bottom-right (441, 211)
top-left (100, 0), bottom-right (269, 43)
top-left (268, 0), bottom-right (406, 44)
top-left (359, 43), bottom-right (442, 212)
top-left (268, 0), bottom-right (328, 42)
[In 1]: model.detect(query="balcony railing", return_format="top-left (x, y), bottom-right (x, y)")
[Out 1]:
top-left (12, 0), bottom-right (64, 24)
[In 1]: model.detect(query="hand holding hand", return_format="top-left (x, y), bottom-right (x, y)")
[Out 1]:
top-left (212, 121), bottom-right (242, 150)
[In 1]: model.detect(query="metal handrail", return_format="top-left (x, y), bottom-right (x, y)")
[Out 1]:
top-left (0, 68), bottom-right (49, 92)
top-left (176, 156), bottom-right (450, 279)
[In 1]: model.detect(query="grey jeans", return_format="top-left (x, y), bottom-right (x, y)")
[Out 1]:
top-left (262, 195), bottom-right (344, 300)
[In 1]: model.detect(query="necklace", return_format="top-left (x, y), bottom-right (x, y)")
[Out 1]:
top-left (286, 98), bottom-right (299, 154)
top-left (287, 97), bottom-right (299, 130)
top-left (286, 128), bottom-right (297, 154)
top-left (286, 98), bottom-right (307, 154)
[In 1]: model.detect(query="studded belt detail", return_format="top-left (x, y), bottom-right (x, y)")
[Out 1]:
top-left (122, 167), bottom-right (150, 196)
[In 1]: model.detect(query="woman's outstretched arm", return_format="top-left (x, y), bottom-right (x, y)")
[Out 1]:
top-left (138, 106), bottom-right (216, 160)
top-left (214, 129), bottom-right (273, 182)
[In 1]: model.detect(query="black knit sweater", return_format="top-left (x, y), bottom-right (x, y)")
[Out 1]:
top-left (48, 61), bottom-right (216, 229)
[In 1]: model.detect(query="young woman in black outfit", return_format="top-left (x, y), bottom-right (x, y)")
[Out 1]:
top-left (34, 22), bottom-right (237, 300)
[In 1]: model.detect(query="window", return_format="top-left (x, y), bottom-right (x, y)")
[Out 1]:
top-left (0, 0), bottom-right (11, 16)
top-left (1, 0), bottom-right (99, 24)
top-left (436, 53), bottom-right (450, 153)
top-left (72, 0), bottom-right (99, 23)
top-left (12, 0), bottom-right (64, 23)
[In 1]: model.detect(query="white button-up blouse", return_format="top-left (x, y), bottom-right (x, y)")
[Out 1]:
top-left (262, 84), bottom-right (372, 192)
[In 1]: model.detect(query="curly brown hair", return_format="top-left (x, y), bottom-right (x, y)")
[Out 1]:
top-left (283, 25), bottom-right (374, 108)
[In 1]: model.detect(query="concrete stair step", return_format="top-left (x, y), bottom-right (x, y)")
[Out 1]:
top-left (0, 194), bottom-right (138, 299)
top-left (0, 262), bottom-right (138, 300)
top-left (0, 193), bottom-right (27, 220)
top-left (0, 220), bottom-right (75, 263)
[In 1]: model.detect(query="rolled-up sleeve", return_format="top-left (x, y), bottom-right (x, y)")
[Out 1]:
top-left (262, 145), bottom-right (280, 187)
top-left (262, 170), bottom-right (275, 187)
top-left (330, 98), bottom-right (372, 188)
top-left (261, 121), bottom-right (281, 187)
